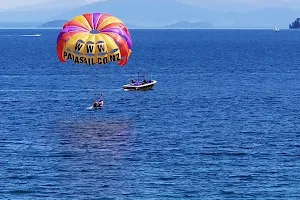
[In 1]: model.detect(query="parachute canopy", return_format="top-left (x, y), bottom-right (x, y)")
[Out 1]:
top-left (56, 13), bottom-right (132, 66)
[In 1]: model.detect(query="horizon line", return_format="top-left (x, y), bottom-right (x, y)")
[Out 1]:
top-left (0, 27), bottom-right (293, 30)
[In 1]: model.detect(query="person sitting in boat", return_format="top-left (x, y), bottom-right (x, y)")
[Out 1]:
top-left (143, 79), bottom-right (147, 84)
top-left (98, 99), bottom-right (104, 107)
top-left (98, 94), bottom-right (104, 107)
top-left (131, 79), bottom-right (135, 84)
top-left (93, 98), bottom-right (99, 108)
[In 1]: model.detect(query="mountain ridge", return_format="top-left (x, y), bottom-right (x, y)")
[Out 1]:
top-left (0, 0), bottom-right (299, 27)
top-left (54, 0), bottom-right (206, 26)
top-left (37, 20), bottom-right (213, 29)
top-left (39, 20), bottom-right (68, 28)
top-left (161, 21), bottom-right (213, 29)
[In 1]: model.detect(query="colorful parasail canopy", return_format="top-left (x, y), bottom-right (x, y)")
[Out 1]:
top-left (56, 13), bottom-right (132, 66)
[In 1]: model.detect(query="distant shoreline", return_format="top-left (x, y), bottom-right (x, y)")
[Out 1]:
top-left (0, 27), bottom-right (291, 30)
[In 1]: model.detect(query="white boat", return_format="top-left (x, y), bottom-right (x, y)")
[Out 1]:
top-left (123, 73), bottom-right (157, 91)
top-left (123, 80), bottom-right (157, 91)
top-left (91, 95), bottom-right (104, 109)
top-left (273, 26), bottom-right (280, 32)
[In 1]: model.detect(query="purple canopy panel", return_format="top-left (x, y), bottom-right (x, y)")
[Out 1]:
top-left (56, 26), bottom-right (88, 44)
top-left (92, 13), bottom-right (102, 29)
top-left (101, 28), bottom-right (132, 49)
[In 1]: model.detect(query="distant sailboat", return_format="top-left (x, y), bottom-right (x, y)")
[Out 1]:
top-left (273, 26), bottom-right (280, 32)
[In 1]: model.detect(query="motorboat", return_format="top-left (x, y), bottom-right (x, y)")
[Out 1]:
top-left (92, 103), bottom-right (103, 109)
top-left (123, 80), bottom-right (157, 91)
top-left (92, 98), bottom-right (104, 109)
top-left (123, 73), bottom-right (157, 91)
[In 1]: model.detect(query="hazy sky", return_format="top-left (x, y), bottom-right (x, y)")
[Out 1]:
top-left (0, 0), bottom-right (100, 9)
top-left (0, 0), bottom-right (49, 9)
top-left (182, 0), bottom-right (299, 10)
top-left (0, 0), bottom-right (299, 10)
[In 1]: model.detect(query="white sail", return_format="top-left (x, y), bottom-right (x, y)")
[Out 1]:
top-left (273, 26), bottom-right (279, 32)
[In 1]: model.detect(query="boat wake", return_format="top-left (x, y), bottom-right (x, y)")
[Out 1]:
top-left (3, 34), bottom-right (42, 37)
top-left (87, 106), bottom-right (94, 110)
top-left (87, 106), bottom-right (103, 110)
top-left (21, 34), bottom-right (42, 37)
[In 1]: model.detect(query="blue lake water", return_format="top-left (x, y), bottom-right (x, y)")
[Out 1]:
top-left (1, 29), bottom-right (300, 199)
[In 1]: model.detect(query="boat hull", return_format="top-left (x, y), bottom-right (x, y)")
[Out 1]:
top-left (92, 105), bottom-right (103, 109)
